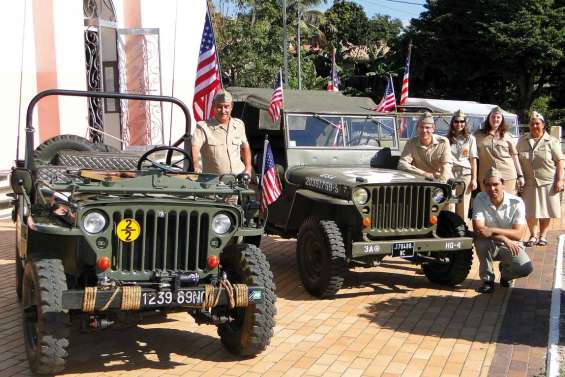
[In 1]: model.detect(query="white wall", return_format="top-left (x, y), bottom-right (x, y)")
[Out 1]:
top-left (0, 0), bottom-right (207, 171)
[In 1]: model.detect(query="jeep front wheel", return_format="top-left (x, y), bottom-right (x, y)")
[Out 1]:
top-left (296, 218), bottom-right (347, 298)
top-left (218, 244), bottom-right (276, 356)
top-left (422, 250), bottom-right (473, 286)
top-left (22, 258), bottom-right (70, 374)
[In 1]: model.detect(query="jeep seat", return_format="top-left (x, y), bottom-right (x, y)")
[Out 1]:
top-left (55, 150), bottom-right (140, 171)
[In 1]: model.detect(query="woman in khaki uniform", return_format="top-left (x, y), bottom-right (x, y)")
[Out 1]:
top-left (475, 106), bottom-right (525, 194)
top-left (517, 111), bottom-right (564, 246)
top-left (448, 110), bottom-right (477, 219)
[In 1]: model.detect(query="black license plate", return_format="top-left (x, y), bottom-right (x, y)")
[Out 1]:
top-left (392, 242), bottom-right (415, 258)
top-left (141, 289), bottom-right (204, 307)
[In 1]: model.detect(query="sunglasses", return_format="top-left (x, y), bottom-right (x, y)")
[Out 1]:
top-left (453, 120), bottom-right (466, 124)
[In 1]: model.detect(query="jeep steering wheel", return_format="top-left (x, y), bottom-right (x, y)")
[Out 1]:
top-left (137, 146), bottom-right (193, 173)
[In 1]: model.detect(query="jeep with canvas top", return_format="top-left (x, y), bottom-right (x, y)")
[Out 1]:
top-left (10, 89), bottom-right (276, 374)
top-left (230, 87), bottom-right (473, 298)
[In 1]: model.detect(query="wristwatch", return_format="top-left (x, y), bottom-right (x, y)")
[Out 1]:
top-left (517, 174), bottom-right (524, 178)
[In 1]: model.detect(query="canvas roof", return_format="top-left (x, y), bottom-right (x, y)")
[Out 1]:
top-left (228, 87), bottom-right (379, 115)
top-left (404, 97), bottom-right (517, 118)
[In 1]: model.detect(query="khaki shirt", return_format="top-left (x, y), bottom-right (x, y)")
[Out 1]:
top-left (450, 134), bottom-right (478, 174)
top-left (192, 117), bottom-right (248, 175)
top-left (472, 191), bottom-right (526, 227)
top-left (474, 131), bottom-right (517, 182)
top-left (517, 131), bottom-right (563, 187)
top-left (398, 135), bottom-right (453, 182)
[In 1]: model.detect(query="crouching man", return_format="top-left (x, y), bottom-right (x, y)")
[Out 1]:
top-left (472, 167), bottom-right (533, 293)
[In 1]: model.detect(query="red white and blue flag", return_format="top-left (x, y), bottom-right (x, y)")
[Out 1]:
top-left (327, 48), bottom-right (340, 92)
top-left (268, 71), bottom-right (283, 123)
top-left (260, 140), bottom-right (282, 210)
top-left (373, 76), bottom-right (396, 112)
top-left (193, 11), bottom-right (222, 121)
top-left (399, 42), bottom-right (412, 107)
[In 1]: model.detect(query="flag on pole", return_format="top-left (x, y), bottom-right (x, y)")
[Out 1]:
top-left (373, 76), bottom-right (396, 112)
top-left (399, 42), bottom-right (412, 107)
top-left (327, 48), bottom-right (340, 92)
top-left (268, 71), bottom-right (284, 123)
top-left (193, 11), bottom-right (222, 121)
top-left (260, 140), bottom-right (282, 210)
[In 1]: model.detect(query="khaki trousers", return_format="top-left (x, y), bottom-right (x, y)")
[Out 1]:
top-left (474, 238), bottom-right (533, 282)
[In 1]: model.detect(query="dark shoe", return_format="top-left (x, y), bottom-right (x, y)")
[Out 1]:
top-left (500, 278), bottom-right (514, 288)
top-left (524, 236), bottom-right (538, 247)
top-left (476, 282), bottom-right (495, 294)
top-left (537, 238), bottom-right (548, 246)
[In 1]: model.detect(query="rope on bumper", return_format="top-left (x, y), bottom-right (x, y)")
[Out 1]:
top-left (121, 286), bottom-right (141, 310)
top-left (233, 284), bottom-right (249, 308)
top-left (100, 287), bottom-right (121, 311)
top-left (82, 287), bottom-right (97, 312)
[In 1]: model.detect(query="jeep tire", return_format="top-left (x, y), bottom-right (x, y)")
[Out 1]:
top-left (423, 211), bottom-right (473, 286)
top-left (33, 134), bottom-right (97, 165)
top-left (296, 218), bottom-right (347, 298)
top-left (218, 244), bottom-right (276, 356)
top-left (22, 258), bottom-right (70, 374)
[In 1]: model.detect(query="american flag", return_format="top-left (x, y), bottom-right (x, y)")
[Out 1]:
top-left (327, 48), bottom-right (340, 92)
top-left (193, 11), bottom-right (222, 121)
top-left (268, 71), bottom-right (283, 122)
top-left (260, 140), bottom-right (282, 210)
top-left (399, 42), bottom-right (412, 107)
top-left (373, 76), bottom-right (396, 112)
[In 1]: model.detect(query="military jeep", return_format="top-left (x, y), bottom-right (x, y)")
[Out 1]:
top-left (10, 89), bottom-right (276, 374)
top-left (230, 87), bottom-right (473, 298)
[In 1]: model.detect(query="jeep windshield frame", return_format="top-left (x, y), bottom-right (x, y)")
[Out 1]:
top-left (24, 89), bottom-right (192, 169)
top-left (285, 113), bottom-right (398, 149)
top-left (284, 112), bottom-right (398, 169)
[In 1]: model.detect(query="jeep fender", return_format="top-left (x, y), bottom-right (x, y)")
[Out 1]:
top-left (286, 189), bottom-right (352, 234)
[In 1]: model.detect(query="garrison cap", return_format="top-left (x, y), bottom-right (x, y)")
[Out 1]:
top-left (530, 111), bottom-right (545, 123)
top-left (489, 106), bottom-right (503, 116)
top-left (213, 90), bottom-right (233, 104)
top-left (419, 111), bottom-right (434, 125)
top-left (452, 109), bottom-right (465, 121)
top-left (484, 167), bottom-right (503, 180)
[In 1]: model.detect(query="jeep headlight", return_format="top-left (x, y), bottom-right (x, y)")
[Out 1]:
top-left (83, 211), bottom-right (107, 234)
top-left (352, 187), bottom-right (370, 205)
top-left (431, 187), bottom-right (447, 203)
top-left (212, 213), bottom-right (232, 235)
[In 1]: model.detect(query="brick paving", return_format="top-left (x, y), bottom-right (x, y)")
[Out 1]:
top-left (0, 216), bottom-right (562, 377)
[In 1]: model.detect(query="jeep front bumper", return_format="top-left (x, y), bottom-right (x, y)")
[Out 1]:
top-left (62, 285), bottom-right (264, 311)
top-left (351, 237), bottom-right (473, 259)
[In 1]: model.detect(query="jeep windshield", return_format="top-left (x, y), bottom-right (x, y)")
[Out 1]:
top-left (286, 114), bottom-right (398, 149)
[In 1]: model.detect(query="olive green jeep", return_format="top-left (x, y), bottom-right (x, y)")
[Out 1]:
top-left (230, 87), bottom-right (473, 299)
top-left (10, 90), bottom-right (276, 374)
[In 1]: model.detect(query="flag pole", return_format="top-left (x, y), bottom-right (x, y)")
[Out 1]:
top-left (206, 4), bottom-right (224, 89)
top-left (390, 74), bottom-right (397, 112)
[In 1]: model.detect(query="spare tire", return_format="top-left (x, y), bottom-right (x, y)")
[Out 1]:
top-left (33, 135), bottom-right (96, 165)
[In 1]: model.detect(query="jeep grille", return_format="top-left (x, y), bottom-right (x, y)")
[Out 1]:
top-left (110, 208), bottom-right (210, 272)
top-left (371, 185), bottom-right (432, 231)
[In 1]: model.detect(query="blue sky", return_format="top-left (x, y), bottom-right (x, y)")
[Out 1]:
top-left (213, 1), bottom-right (427, 27)
top-left (315, 0), bottom-right (426, 26)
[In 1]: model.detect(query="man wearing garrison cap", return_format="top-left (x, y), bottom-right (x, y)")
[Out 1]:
top-left (191, 90), bottom-right (252, 176)
top-left (472, 167), bottom-right (533, 293)
top-left (397, 112), bottom-right (453, 183)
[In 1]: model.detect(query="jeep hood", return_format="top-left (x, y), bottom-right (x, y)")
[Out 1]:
top-left (287, 166), bottom-right (424, 197)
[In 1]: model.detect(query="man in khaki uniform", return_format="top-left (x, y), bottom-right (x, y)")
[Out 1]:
top-left (191, 90), bottom-right (252, 176)
top-left (398, 112), bottom-right (453, 183)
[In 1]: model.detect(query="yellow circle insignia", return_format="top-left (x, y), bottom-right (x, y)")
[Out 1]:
top-left (116, 218), bottom-right (141, 242)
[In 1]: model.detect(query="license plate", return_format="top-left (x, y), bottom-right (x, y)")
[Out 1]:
top-left (141, 289), bottom-right (204, 307)
top-left (392, 242), bottom-right (415, 258)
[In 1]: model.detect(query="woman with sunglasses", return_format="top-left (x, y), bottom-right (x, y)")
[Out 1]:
top-left (448, 110), bottom-right (478, 219)
top-left (517, 111), bottom-right (564, 247)
top-left (475, 106), bottom-right (525, 194)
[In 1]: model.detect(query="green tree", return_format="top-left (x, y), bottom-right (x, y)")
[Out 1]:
top-left (407, 0), bottom-right (565, 119)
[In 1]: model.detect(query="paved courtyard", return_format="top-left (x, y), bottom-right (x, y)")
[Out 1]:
top-left (0, 216), bottom-right (562, 377)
